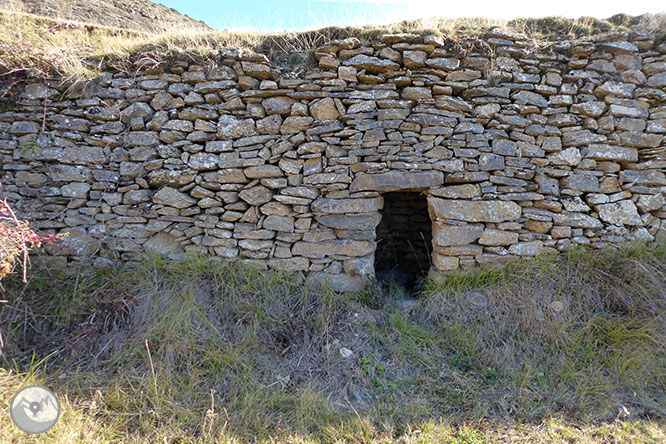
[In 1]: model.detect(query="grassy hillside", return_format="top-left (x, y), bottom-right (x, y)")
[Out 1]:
top-left (0, 1), bottom-right (664, 81)
top-left (0, 241), bottom-right (664, 442)
top-left (1, 0), bottom-right (209, 32)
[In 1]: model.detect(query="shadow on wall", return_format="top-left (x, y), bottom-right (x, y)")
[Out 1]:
top-left (374, 191), bottom-right (432, 291)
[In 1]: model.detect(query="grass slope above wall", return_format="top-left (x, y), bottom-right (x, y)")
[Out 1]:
top-left (1, 3), bottom-right (665, 80)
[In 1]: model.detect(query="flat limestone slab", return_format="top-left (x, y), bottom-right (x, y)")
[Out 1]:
top-left (350, 171), bottom-right (444, 192)
top-left (428, 198), bottom-right (521, 223)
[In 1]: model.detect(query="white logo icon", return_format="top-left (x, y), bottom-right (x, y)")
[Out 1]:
top-left (10, 385), bottom-right (60, 434)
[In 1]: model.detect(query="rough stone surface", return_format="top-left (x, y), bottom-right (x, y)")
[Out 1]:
top-left (152, 187), bottom-right (196, 209)
top-left (312, 198), bottom-right (383, 214)
top-left (4, 30), bottom-right (666, 291)
top-left (478, 229), bottom-right (519, 246)
top-left (350, 171), bottom-right (443, 192)
top-left (583, 144), bottom-right (638, 162)
top-left (598, 200), bottom-right (642, 226)
top-left (310, 98), bottom-right (340, 120)
top-left (434, 224), bottom-right (483, 246)
top-left (316, 214), bottom-right (382, 230)
top-left (239, 185), bottom-right (273, 205)
top-left (428, 198), bottom-right (522, 223)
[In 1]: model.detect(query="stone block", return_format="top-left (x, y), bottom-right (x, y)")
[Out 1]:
top-left (428, 198), bottom-right (521, 223)
top-left (315, 213), bottom-right (382, 230)
top-left (350, 171), bottom-right (443, 192)
top-left (263, 215), bottom-right (295, 232)
top-left (478, 229), bottom-right (519, 246)
top-left (292, 240), bottom-right (374, 258)
top-left (239, 185), bottom-right (273, 205)
top-left (433, 224), bottom-right (483, 246)
top-left (432, 254), bottom-right (459, 271)
top-left (582, 144), bottom-right (638, 162)
top-left (598, 200), bottom-right (642, 226)
top-left (152, 187), bottom-right (196, 209)
top-left (311, 197), bottom-right (384, 214)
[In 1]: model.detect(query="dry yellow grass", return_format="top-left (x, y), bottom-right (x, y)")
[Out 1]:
top-left (0, 10), bottom-right (255, 81)
top-left (1, 5), bottom-right (663, 82)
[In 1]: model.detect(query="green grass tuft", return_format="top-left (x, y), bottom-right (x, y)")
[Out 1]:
top-left (1, 241), bottom-right (665, 442)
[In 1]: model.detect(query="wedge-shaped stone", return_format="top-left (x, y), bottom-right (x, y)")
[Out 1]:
top-left (647, 72), bottom-right (666, 88)
top-left (152, 187), bottom-right (196, 209)
top-left (548, 147), bottom-right (581, 166)
top-left (435, 96), bottom-right (473, 113)
top-left (513, 90), bottom-right (547, 107)
top-left (310, 98), bottom-right (340, 120)
top-left (594, 81), bottom-right (635, 98)
top-left (350, 171), bottom-right (443, 192)
top-left (263, 215), bottom-right (294, 232)
top-left (636, 193), bottom-right (665, 213)
top-left (239, 185), bottom-right (272, 205)
top-left (280, 116), bottom-right (313, 134)
top-left (428, 198), bottom-right (521, 222)
top-left (262, 96), bottom-right (296, 115)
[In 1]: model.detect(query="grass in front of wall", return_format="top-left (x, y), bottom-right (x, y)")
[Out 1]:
top-left (1, 6), bottom-right (664, 82)
top-left (0, 240), bottom-right (665, 443)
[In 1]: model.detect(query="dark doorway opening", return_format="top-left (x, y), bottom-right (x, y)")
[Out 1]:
top-left (374, 192), bottom-right (432, 292)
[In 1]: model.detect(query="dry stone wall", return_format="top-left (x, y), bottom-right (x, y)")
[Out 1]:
top-left (1, 28), bottom-right (666, 290)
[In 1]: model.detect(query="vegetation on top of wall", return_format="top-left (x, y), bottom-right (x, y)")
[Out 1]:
top-left (0, 1), bottom-right (664, 82)
top-left (0, 240), bottom-right (665, 442)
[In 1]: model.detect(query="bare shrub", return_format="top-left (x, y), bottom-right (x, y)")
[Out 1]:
top-left (0, 198), bottom-right (64, 282)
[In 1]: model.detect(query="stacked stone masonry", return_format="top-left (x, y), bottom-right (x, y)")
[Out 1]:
top-left (1, 28), bottom-right (666, 290)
